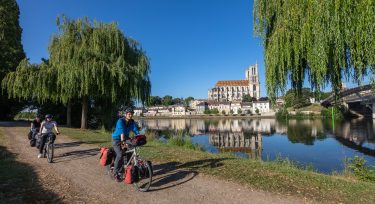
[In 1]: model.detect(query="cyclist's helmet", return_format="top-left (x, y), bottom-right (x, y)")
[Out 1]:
top-left (124, 107), bottom-right (134, 114)
top-left (45, 114), bottom-right (53, 119)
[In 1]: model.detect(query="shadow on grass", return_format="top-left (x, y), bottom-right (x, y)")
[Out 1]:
top-left (148, 158), bottom-right (231, 192)
top-left (0, 145), bottom-right (61, 203)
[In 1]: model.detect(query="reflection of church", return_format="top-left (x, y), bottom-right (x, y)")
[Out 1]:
top-left (209, 131), bottom-right (262, 159)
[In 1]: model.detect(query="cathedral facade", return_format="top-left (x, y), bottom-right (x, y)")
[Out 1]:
top-left (208, 64), bottom-right (260, 102)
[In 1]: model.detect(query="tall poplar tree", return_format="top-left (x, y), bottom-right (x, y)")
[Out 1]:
top-left (0, 0), bottom-right (25, 120)
top-left (253, 0), bottom-right (375, 101)
top-left (3, 16), bottom-right (151, 129)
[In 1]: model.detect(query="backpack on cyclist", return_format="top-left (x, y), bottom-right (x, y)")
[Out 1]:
top-left (99, 147), bottom-right (115, 166)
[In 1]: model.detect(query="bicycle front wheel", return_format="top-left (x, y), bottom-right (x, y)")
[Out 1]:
top-left (133, 159), bottom-right (152, 192)
top-left (47, 143), bottom-right (54, 163)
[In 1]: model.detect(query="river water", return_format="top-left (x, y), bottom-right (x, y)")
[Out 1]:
top-left (140, 118), bottom-right (375, 173)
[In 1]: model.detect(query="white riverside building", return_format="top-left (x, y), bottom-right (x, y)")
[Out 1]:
top-left (208, 64), bottom-right (260, 102)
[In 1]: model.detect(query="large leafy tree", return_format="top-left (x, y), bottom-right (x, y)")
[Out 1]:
top-left (0, 0), bottom-right (25, 120)
top-left (3, 16), bottom-right (151, 129)
top-left (148, 96), bottom-right (162, 106)
top-left (184, 96), bottom-right (194, 106)
top-left (254, 0), bottom-right (375, 101)
top-left (162, 95), bottom-right (173, 106)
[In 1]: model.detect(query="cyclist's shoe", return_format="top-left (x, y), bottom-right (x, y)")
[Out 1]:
top-left (114, 173), bottom-right (122, 182)
top-left (38, 153), bottom-right (42, 158)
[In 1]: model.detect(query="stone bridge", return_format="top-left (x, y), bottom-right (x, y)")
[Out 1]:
top-left (321, 84), bottom-right (375, 118)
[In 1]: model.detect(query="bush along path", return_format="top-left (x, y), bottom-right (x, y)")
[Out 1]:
top-left (0, 122), bottom-right (307, 204)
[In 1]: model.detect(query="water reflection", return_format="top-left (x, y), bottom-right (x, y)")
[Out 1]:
top-left (140, 118), bottom-right (375, 172)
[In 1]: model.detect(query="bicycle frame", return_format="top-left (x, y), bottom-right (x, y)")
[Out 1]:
top-left (123, 146), bottom-right (139, 167)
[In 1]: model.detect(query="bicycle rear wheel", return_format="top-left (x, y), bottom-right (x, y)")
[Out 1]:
top-left (133, 159), bottom-right (152, 192)
top-left (47, 143), bottom-right (54, 163)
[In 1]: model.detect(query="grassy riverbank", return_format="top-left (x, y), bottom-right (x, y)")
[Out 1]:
top-left (60, 127), bottom-right (375, 203)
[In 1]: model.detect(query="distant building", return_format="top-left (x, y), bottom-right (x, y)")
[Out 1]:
top-left (241, 102), bottom-right (252, 114)
top-left (190, 99), bottom-right (207, 109)
top-left (195, 102), bottom-right (208, 114)
top-left (134, 107), bottom-right (146, 116)
top-left (230, 101), bottom-right (242, 114)
top-left (253, 99), bottom-right (270, 113)
top-left (208, 63), bottom-right (260, 102)
top-left (172, 105), bottom-right (187, 116)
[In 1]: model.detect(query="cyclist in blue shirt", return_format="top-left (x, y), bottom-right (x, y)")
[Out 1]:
top-left (112, 107), bottom-right (139, 182)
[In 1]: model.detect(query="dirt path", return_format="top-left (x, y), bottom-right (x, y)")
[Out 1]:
top-left (1, 122), bottom-right (312, 204)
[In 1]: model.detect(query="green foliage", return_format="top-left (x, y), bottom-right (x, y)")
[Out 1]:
top-left (162, 95), bottom-right (173, 106)
top-left (147, 96), bottom-right (162, 106)
top-left (167, 131), bottom-right (203, 151)
top-left (276, 108), bottom-right (289, 120)
top-left (211, 108), bottom-right (219, 115)
top-left (321, 106), bottom-right (344, 120)
top-left (254, 0), bottom-right (375, 101)
top-left (184, 96), bottom-right (194, 106)
top-left (221, 110), bottom-right (226, 115)
top-left (0, 0), bottom-right (25, 77)
top-left (283, 88), bottom-right (312, 108)
top-left (0, 0), bottom-right (25, 120)
top-left (242, 94), bottom-right (255, 102)
top-left (230, 109), bottom-right (234, 115)
top-left (172, 97), bottom-right (183, 105)
top-left (204, 109), bottom-right (211, 114)
top-left (237, 108), bottom-right (242, 114)
top-left (255, 108), bottom-right (259, 115)
top-left (14, 112), bottom-right (36, 120)
top-left (345, 156), bottom-right (375, 182)
top-left (2, 16), bottom-right (151, 128)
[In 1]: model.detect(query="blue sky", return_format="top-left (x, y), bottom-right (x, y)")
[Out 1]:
top-left (16, 0), bottom-right (368, 99)
top-left (17, 0), bottom-right (265, 99)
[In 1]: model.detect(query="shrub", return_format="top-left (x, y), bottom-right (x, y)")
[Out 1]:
top-left (345, 156), bottom-right (375, 181)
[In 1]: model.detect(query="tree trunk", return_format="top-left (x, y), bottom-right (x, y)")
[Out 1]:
top-left (66, 100), bottom-right (72, 127)
top-left (81, 96), bottom-right (88, 129)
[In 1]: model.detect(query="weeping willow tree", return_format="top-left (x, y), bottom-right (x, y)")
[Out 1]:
top-left (3, 16), bottom-right (151, 129)
top-left (253, 0), bottom-right (375, 101)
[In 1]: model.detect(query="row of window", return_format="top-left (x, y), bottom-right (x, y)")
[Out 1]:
top-left (209, 93), bottom-right (258, 99)
top-left (210, 85), bottom-right (258, 92)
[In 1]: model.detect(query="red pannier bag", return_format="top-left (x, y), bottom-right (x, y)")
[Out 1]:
top-left (99, 147), bottom-right (114, 166)
top-left (124, 165), bottom-right (139, 184)
top-left (124, 166), bottom-right (133, 184)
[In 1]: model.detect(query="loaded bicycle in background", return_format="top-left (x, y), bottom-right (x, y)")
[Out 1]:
top-left (36, 114), bottom-right (60, 163)
top-left (100, 135), bottom-right (153, 192)
top-left (36, 132), bottom-right (58, 163)
top-left (28, 115), bottom-right (41, 147)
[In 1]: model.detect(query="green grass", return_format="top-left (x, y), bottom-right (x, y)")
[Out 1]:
top-left (297, 104), bottom-right (324, 112)
top-left (45, 128), bottom-right (375, 203)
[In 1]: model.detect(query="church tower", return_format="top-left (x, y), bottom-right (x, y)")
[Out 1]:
top-left (246, 63), bottom-right (260, 99)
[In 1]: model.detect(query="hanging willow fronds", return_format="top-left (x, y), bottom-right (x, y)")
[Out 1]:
top-left (49, 16), bottom-right (151, 104)
top-left (253, 0), bottom-right (375, 100)
top-left (2, 58), bottom-right (58, 103)
top-left (3, 16), bottom-right (151, 106)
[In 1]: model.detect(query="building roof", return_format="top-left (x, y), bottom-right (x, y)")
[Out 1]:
top-left (215, 80), bottom-right (248, 87)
